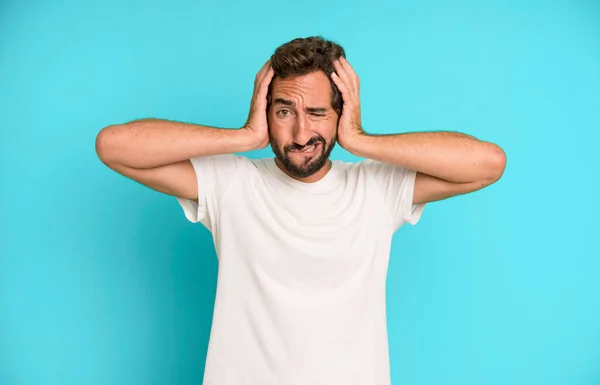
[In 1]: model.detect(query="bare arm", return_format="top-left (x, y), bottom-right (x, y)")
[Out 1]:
top-left (95, 119), bottom-right (259, 169)
top-left (95, 60), bottom-right (275, 200)
top-left (95, 120), bottom-right (258, 200)
top-left (343, 131), bottom-right (506, 204)
top-left (331, 56), bottom-right (506, 206)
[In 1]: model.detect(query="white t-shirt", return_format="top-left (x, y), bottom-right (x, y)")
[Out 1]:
top-left (176, 154), bottom-right (425, 385)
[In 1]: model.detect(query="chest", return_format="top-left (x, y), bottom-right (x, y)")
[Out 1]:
top-left (214, 187), bottom-right (393, 291)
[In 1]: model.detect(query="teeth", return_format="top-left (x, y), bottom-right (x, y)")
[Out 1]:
top-left (290, 143), bottom-right (318, 153)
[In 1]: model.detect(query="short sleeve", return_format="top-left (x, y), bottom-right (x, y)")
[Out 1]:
top-left (176, 154), bottom-right (249, 231)
top-left (362, 159), bottom-right (425, 230)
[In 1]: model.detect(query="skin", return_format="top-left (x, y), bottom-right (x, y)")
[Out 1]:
top-left (95, 57), bottom-right (506, 207)
top-left (260, 57), bottom-right (507, 204)
top-left (331, 56), bottom-right (507, 204)
top-left (267, 71), bottom-right (339, 182)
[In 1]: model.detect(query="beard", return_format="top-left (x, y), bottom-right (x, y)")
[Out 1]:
top-left (270, 133), bottom-right (336, 179)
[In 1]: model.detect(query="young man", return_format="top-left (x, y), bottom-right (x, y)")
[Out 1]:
top-left (96, 36), bottom-right (506, 385)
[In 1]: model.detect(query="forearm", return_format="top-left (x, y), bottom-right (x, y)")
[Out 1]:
top-left (95, 118), bottom-right (257, 169)
top-left (345, 131), bottom-right (506, 183)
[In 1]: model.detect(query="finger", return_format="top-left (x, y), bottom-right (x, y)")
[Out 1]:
top-left (332, 67), bottom-right (358, 107)
top-left (255, 59), bottom-right (271, 84)
top-left (254, 64), bottom-right (273, 100)
top-left (331, 71), bottom-right (353, 106)
top-left (260, 59), bottom-right (271, 74)
top-left (333, 59), bottom-right (355, 95)
top-left (251, 64), bottom-right (270, 105)
top-left (259, 66), bottom-right (274, 95)
top-left (254, 66), bottom-right (274, 109)
top-left (338, 56), bottom-right (359, 93)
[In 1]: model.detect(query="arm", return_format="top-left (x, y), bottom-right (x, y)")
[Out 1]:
top-left (96, 119), bottom-right (260, 170)
top-left (95, 120), bottom-right (258, 200)
top-left (95, 60), bottom-right (274, 201)
top-left (330, 56), bottom-right (506, 205)
top-left (342, 131), bottom-right (506, 204)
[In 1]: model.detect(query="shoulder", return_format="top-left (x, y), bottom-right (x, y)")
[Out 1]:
top-left (341, 158), bottom-right (406, 178)
top-left (189, 153), bottom-right (252, 166)
top-left (357, 159), bottom-right (414, 178)
top-left (188, 153), bottom-right (263, 175)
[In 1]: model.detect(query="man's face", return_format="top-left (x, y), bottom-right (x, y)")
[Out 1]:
top-left (268, 71), bottom-right (338, 180)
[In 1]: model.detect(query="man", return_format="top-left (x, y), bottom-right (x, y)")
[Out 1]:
top-left (96, 36), bottom-right (506, 385)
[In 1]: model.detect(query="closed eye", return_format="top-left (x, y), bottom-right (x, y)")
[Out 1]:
top-left (276, 110), bottom-right (326, 118)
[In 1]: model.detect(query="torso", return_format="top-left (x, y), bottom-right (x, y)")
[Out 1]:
top-left (202, 158), bottom-right (396, 385)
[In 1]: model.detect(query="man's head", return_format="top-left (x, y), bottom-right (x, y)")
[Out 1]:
top-left (267, 36), bottom-right (345, 180)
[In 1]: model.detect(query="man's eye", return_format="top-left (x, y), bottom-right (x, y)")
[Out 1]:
top-left (277, 110), bottom-right (290, 117)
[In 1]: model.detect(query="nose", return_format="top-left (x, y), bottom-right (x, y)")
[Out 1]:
top-left (292, 115), bottom-right (311, 146)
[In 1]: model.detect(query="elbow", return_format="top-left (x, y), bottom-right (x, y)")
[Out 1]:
top-left (485, 144), bottom-right (507, 184)
top-left (95, 125), bottom-right (120, 166)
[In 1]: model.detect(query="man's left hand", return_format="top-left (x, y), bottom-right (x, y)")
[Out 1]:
top-left (331, 57), bottom-right (365, 151)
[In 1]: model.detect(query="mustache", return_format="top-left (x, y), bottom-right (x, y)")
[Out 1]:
top-left (285, 136), bottom-right (325, 152)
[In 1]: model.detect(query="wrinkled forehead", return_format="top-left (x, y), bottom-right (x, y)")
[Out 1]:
top-left (270, 71), bottom-right (332, 105)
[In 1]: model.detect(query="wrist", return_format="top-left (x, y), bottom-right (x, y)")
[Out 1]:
top-left (340, 132), bottom-right (369, 156)
top-left (239, 126), bottom-right (268, 151)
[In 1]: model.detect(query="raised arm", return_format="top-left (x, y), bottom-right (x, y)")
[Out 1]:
top-left (95, 60), bottom-right (274, 200)
top-left (331, 56), bottom-right (506, 205)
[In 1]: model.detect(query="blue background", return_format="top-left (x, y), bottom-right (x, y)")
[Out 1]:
top-left (1, 0), bottom-right (599, 384)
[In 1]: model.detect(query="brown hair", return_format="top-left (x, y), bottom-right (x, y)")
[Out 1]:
top-left (267, 36), bottom-right (346, 116)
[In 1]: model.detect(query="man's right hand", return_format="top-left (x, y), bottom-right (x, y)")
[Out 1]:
top-left (243, 60), bottom-right (275, 149)
top-left (96, 60), bottom-right (276, 202)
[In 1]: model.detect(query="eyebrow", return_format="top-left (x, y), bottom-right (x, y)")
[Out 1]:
top-left (273, 97), bottom-right (328, 113)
